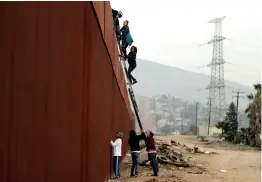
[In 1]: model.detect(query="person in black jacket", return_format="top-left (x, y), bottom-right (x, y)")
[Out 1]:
top-left (120, 20), bottom-right (130, 58)
top-left (112, 9), bottom-right (122, 44)
top-left (128, 130), bottom-right (144, 177)
top-left (127, 46), bottom-right (138, 85)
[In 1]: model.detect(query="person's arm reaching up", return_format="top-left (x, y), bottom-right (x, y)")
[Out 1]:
top-left (141, 132), bottom-right (147, 140)
top-left (110, 139), bottom-right (120, 147)
top-left (137, 133), bottom-right (144, 141)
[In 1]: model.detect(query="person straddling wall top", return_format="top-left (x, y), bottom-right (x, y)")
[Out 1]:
top-left (112, 9), bottom-right (122, 44)
top-left (128, 130), bottom-right (144, 177)
top-left (110, 131), bottom-right (123, 180)
top-left (142, 131), bottom-right (159, 176)
top-left (120, 20), bottom-right (133, 59)
top-left (127, 46), bottom-right (138, 85)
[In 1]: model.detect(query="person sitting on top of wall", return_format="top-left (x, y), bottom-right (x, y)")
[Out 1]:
top-left (112, 9), bottom-right (122, 44)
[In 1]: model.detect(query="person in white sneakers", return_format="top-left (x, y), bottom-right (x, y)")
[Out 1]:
top-left (110, 131), bottom-right (123, 179)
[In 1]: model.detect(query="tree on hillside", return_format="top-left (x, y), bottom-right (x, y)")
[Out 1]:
top-left (239, 127), bottom-right (251, 145)
top-left (245, 84), bottom-right (261, 147)
top-left (216, 102), bottom-right (238, 142)
top-left (216, 121), bottom-right (229, 138)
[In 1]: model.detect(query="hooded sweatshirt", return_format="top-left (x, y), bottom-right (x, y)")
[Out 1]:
top-left (127, 51), bottom-right (136, 66)
top-left (112, 9), bottom-right (120, 26)
top-left (128, 130), bottom-right (143, 152)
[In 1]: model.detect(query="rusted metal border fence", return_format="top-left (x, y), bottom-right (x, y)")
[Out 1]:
top-left (0, 2), bottom-right (134, 182)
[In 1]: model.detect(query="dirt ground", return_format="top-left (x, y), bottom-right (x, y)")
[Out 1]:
top-left (109, 135), bottom-right (261, 182)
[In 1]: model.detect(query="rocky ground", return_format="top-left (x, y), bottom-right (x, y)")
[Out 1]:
top-left (109, 135), bottom-right (261, 182)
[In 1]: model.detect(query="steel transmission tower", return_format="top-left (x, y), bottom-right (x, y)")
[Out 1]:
top-left (206, 16), bottom-right (227, 124)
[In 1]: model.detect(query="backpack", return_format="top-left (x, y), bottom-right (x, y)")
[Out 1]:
top-left (126, 32), bottom-right (133, 46)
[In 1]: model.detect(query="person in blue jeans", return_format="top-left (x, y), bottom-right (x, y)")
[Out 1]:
top-left (142, 131), bottom-right (159, 176)
top-left (110, 131), bottom-right (123, 179)
top-left (128, 130), bottom-right (144, 177)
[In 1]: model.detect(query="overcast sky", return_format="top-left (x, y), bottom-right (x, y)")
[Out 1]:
top-left (110, 0), bottom-right (261, 87)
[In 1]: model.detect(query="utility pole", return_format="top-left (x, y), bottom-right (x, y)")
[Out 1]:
top-left (232, 89), bottom-right (245, 132)
top-left (207, 98), bottom-right (212, 136)
top-left (181, 123), bottom-right (184, 135)
top-left (195, 102), bottom-right (199, 136)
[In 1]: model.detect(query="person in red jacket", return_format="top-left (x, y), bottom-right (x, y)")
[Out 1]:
top-left (142, 131), bottom-right (159, 176)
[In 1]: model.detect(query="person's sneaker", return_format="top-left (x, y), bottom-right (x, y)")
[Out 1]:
top-left (111, 176), bottom-right (119, 178)
top-left (132, 80), bottom-right (137, 85)
top-left (130, 175), bottom-right (138, 178)
top-left (111, 177), bottom-right (121, 180)
top-left (119, 54), bottom-right (125, 59)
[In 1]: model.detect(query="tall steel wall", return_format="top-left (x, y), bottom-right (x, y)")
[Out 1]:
top-left (0, 2), bottom-right (134, 182)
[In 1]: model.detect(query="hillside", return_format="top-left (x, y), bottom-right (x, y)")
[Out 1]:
top-left (132, 59), bottom-right (253, 108)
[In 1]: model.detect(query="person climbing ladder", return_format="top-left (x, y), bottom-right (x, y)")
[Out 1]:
top-left (120, 20), bottom-right (133, 58)
top-left (127, 46), bottom-right (138, 85)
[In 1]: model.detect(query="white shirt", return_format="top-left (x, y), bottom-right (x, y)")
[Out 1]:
top-left (111, 138), bottom-right (122, 156)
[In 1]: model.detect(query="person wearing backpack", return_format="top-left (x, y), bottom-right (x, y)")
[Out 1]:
top-left (120, 20), bottom-right (133, 59)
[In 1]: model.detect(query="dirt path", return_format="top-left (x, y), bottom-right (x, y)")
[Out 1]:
top-left (109, 135), bottom-right (261, 182)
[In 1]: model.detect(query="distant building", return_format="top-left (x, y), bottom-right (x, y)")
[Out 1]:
top-left (175, 118), bottom-right (182, 122)
top-left (157, 119), bottom-right (167, 128)
top-left (198, 125), bottom-right (222, 136)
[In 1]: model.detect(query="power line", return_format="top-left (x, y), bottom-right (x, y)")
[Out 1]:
top-left (196, 102), bottom-right (199, 136)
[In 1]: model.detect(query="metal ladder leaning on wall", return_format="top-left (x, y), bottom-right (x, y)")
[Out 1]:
top-left (113, 12), bottom-right (143, 131)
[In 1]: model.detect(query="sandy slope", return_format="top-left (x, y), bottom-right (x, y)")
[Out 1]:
top-left (109, 135), bottom-right (261, 182)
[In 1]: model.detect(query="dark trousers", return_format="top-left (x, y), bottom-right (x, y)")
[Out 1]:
top-left (114, 25), bottom-right (121, 37)
top-left (114, 25), bottom-right (121, 45)
top-left (131, 152), bottom-right (140, 176)
top-left (148, 153), bottom-right (158, 176)
top-left (121, 41), bottom-right (128, 58)
top-left (127, 64), bottom-right (137, 83)
top-left (113, 156), bottom-right (121, 178)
